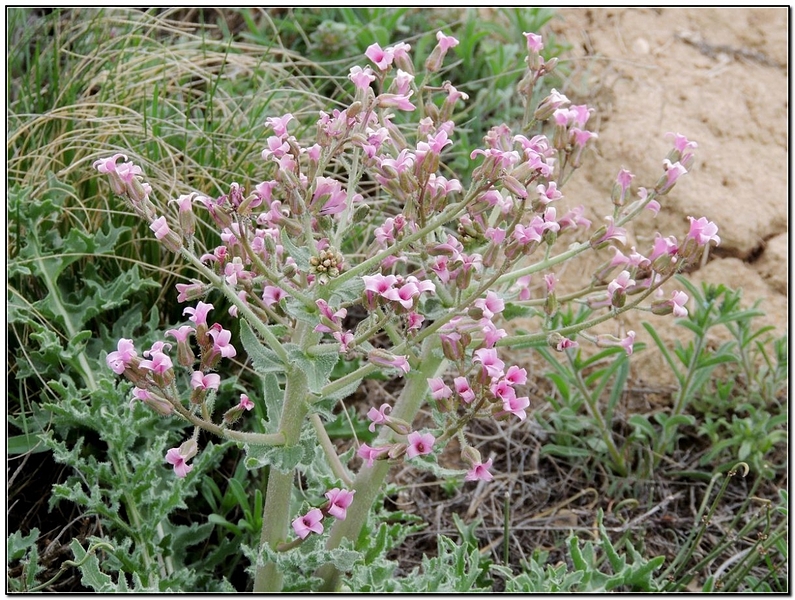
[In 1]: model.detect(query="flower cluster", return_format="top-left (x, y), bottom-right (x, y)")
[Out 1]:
top-left (292, 488), bottom-right (356, 539)
top-left (95, 27), bottom-right (722, 550)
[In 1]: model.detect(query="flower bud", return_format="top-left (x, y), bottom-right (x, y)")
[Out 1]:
top-left (387, 443), bottom-right (407, 460)
top-left (384, 417), bottom-right (412, 436)
top-left (223, 405), bottom-right (245, 424)
top-left (461, 445), bottom-right (483, 467)
top-left (502, 174), bottom-right (528, 199)
top-left (541, 57), bottom-right (558, 75)
top-left (611, 289), bottom-right (627, 309)
top-left (544, 291), bottom-right (557, 317)
top-left (179, 438), bottom-right (198, 461)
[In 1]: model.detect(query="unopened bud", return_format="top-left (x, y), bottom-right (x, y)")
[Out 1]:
top-left (223, 405), bottom-right (245, 424)
top-left (385, 417), bottom-right (411, 436)
top-left (388, 443), bottom-right (407, 460)
top-left (541, 57), bottom-right (558, 75)
top-left (127, 177), bottom-right (149, 204)
top-left (502, 175), bottom-right (528, 199)
top-left (461, 445), bottom-right (482, 467)
top-left (143, 392), bottom-right (174, 416)
top-left (467, 306), bottom-right (484, 320)
top-left (611, 290), bottom-right (627, 309)
top-left (346, 100), bottom-right (363, 119)
top-left (544, 291), bottom-right (558, 317)
top-left (650, 299), bottom-right (674, 316)
top-left (179, 438), bottom-right (198, 460)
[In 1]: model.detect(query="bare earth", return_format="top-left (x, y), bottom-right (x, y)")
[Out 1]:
top-left (546, 7), bottom-right (788, 387)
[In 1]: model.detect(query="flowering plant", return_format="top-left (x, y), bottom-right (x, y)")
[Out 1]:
top-left (95, 30), bottom-right (719, 592)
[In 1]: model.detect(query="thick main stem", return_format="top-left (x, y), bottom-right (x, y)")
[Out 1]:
top-left (253, 323), bottom-right (313, 593)
top-left (315, 338), bottom-right (446, 591)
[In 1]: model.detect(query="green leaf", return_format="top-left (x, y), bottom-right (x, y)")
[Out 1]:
top-left (7, 527), bottom-right (40, 562)
top-left (70, 539), bottom-right (115, 592)
top-left (288, 345), bottom-right (339, 394)
top-left (541, 444), bottom-right (593, 459)
top-left (280, 232), bottom-right (312, 271)
top-left (239, 319), bottom-right (285, 374)
top-left (628, 415), bottom-right (657, 443)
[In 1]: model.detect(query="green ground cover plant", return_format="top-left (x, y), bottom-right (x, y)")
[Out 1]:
top-left (7, 7), bottom-right (787, 593)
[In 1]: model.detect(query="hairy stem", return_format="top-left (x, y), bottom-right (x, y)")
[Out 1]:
top-left (315, 337), bottom-right (445, 591)
top-left (253, 323), bottom-right (313, 593)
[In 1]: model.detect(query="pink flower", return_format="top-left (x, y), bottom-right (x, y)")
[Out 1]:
top-left (166, 325), bottom-right (194, 343)
top-left (473, 348), bottom-right (505, 380)
top-left (407, 312), bottom-right (425, 331)
top-left (333, 330), bottom-right (355, 353)
top-left (607, 270), bottom-right (635, 299)
top-left (649, 233), bottom-right (679, 262)
top-left (490, 379), bottom-right (516, 402)
top-left (620, 331), bottom-right (636, 355)
top-left (670, 291), bottom-right (689, 318)
top-left (368, 352), bottom-right (410, 374)
top-left (435, 30), bottom-right (459, 52)
top-left (427, 378), bottom-right (453, 401)
top-left (558, 205), bottom-right (592, 231)
top-left (139, 351), bottom-right (173, 375)
top-left (513, 222), bottom-right (543, 245)
top-left (686, 216), bottom-right (721, 246)
top-left (480, 318), bottom-right (507, 348)
top-left (348, 65), bottom-right (376, 91)
top-left (377, 92), bottom-right (416, 112)
top-left (208, 326), bottom-right (237, 359)
top-left (150, 216), bottom-right (171, 240)
top-left (292, 508), bottom-right (324, 539)
top-left (238, 394), bottom-right (254, 411)
top-left (362, 273), bottom-right (398, 297)
top-left (502, 394), bottom-right (530, 421)
top-left (367, 403), bottom-right (392, 432)
top-left (93, 153), bottom-right (128, 174)
top-left (175, 281), bottom-right (205, 303)
top-left (266, 113), bottom-right (294, 137)
top-left (406, 431), bottom-right (435, 459)
top-left (107, 338), bottom-right (137, 374)
top-left (358, 443), bottom-right (388, 468)
top-left (570, 127), bottom-right (597, 148)
top-left (454, 376), bottom-right (476, 404)
top-left (536, 181), bottom-right (563, 206)
top-left (184, 301), bottom-right (214, 326)
top-left (474, 291), bottom-right (505, 320)
top-left (465, 458), bottom-right (494, 482)
top-left (504, 365), bottom-right (528, 386)
top-left (555, 336), bottom-right (579, 352)
top-left (262, 285), bottom-right (288, 308)
top-left (324, 488), bottom-right (355, 521)
top-left (190, 371), bottom-right (221, 390)
top-left (165, 446), bottom-right (193, 478)
top-left (523, 32), bottom-right (544, 53)
top-left (591, 216), bottom-right (627, 247)
top-left (657, 159), bottom-right (688, 194)
top-left (656, 290), bottom-right (691, 318)
top-left (365, 42), bottom-right (394, 70)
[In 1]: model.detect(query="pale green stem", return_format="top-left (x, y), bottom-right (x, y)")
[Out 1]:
top-left (168, 397), bottom-right (285, 445)
top-left (253, 322), bottom-right (314, 593)
top-left (315, 337), bottom-right (446, 591)
top-left (310, 413), bottom-right (353, 487)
